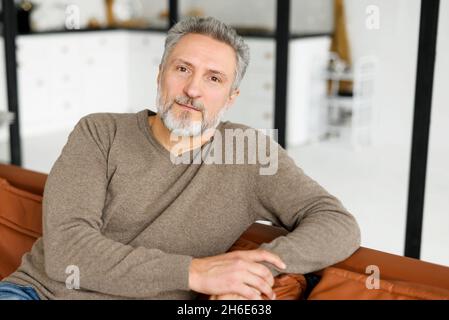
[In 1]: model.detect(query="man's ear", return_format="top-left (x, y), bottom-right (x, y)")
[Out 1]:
top-left (227, 88), bottom-right (240, 109)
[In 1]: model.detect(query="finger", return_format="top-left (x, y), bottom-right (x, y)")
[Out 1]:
top-left (215, 294), bottom-right (247, 300)
top-left (246, 262), bottom-right (275, 287)
top-left (243, 249), bottom-right (287, 270)
top-left (234, 284), bottom-right (263, 300)
top-left (242, 270), bottom-right (275, 300)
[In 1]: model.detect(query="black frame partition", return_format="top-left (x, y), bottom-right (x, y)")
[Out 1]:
top-left (1, 0), bottom-right (21, 166)
top-left (404, 0), bottom-right (440, 259)
top-left (168, 0), bottom-right (179, 28)
top-left (274, 0), bottom-right (290, 149)
top-left (0, 0), bottom-right (443, 259)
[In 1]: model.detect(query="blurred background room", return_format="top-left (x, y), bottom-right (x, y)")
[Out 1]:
top-left (0, 0), bottom-right (448, 267)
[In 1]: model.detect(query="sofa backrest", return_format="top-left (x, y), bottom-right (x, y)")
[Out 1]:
top-left (0, 174), bottom-right (44, 279)
top-left (0, 164), bottom-right (47, 196)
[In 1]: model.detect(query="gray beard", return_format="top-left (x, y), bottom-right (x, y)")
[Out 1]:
top-left (156, 91), bottom-right (228, 137)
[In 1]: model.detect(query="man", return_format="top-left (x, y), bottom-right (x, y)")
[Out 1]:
top-left (0, 17), bottom-right (360, 300)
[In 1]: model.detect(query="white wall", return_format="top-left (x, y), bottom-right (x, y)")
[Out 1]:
top-left (344, 0), bottom-right (421, 254)
top-left (345, 0), bottom-right (421, 148)
top-left (422, 0), bottom-right (449, 267)
top-left (340, 0), bottom-right (449, 264)
top-left (297, 0), bottom-right (422, 256)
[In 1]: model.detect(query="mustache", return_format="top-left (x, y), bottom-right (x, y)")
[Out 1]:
top-left (174, 96), bottom-right (204, 112)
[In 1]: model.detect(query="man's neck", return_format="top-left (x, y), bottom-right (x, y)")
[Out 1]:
top-left (148, 114), bottom-right (216, 156)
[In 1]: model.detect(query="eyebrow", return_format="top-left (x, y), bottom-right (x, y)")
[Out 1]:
top-left (173, 58), bottom-right (229, 80)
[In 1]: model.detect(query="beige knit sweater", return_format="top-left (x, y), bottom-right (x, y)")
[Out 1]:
top-left (4, 109), bottom-right (360, 299)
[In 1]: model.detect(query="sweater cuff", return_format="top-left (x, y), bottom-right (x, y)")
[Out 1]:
top-left (258, 242), bottom-right (285, 278)
top-left (168, 255), bottom-right (194, 291)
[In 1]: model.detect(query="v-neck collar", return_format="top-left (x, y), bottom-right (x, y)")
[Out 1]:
top-left (137, 109), bottom-right (224, 164)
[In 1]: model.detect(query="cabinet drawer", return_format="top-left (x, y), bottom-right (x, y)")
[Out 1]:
top-left (18, 72), bottom-right (50, 125)
top-left (239, 78), bottom-right (274, 101)
top-left (80, 32), bottom-right (128, 54)
top-left (48, 90), bottom-right (81, 129)
top-left (129, 33), bottom-right (165, 55)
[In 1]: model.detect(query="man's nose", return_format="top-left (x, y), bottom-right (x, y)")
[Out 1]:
top-left (183, 74), bottom-right (202, 99)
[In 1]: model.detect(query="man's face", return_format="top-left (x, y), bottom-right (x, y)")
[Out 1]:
top-left (156, 33), bottom-right (239, 137)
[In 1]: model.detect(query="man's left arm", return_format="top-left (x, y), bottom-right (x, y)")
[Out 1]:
top-left (252, 143), bottom-right (361, 276)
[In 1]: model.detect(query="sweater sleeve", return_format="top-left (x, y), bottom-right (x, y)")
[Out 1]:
top-left (253, 138), bottom-right (361, 276)
top-left (42, 114), bottom-right (193, 298)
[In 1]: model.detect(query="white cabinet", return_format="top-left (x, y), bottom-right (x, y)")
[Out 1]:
top-left (15, 31), bottom-right (165, 172)
top-left (78, 32), bottom-right (129, 117)
top-left (13, 31), bottom-right (330, 172)
top-left (16, 32), bottom-right (330, 144)
top-left (15, 31), bottom-right (147, 172)
top-left (16, 31), bottom-right (166, 138)
top-left (127, 32), bottom-right (165, 114)
top-left (223, 38), bottom-right (275, 131)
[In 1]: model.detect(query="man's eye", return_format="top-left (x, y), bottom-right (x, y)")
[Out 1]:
top-left (210, 76), bottom-right (221, 83)
top-left (177, 66), bottom-right (188, 72)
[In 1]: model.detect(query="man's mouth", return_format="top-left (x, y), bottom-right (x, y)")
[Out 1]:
top-left (176, 102), bottom-right (200, 112)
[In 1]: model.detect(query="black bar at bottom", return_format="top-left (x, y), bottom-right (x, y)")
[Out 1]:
top-left (404, 0), bottom-right (440, 259)
top-left (2, 0), bottom-right (22, 166)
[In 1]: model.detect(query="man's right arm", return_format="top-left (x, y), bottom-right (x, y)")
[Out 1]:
top-left (43, 115), bottom-right (193, 298)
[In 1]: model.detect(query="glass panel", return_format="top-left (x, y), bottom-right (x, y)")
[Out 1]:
top-left (422, 0), bottom-right (449, 267)
top-left (287, 0), bottom-right (421, 256)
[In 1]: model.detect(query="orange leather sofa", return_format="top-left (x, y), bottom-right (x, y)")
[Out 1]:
top-left (1, 163), bottom-right (449, 300)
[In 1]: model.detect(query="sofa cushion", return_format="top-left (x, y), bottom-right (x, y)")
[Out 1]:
top-left (0, 178), bottom-right (43, 280)
top-left (308, 267), bottom-right (449, 300)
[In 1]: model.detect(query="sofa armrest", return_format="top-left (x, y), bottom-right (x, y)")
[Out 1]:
top-left (330, 246), bottom-right (449, 291)
top-left (240, 223), bottom-right (449, 293)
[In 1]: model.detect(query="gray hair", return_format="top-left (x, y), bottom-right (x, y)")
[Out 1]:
top-left (160, 17), bottom-right (250, 91)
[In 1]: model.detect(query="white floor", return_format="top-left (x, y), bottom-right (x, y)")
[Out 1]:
top-left (1, 127), bottom-right (448, 268)
top-left (287, 138), bottom-right (449, 268)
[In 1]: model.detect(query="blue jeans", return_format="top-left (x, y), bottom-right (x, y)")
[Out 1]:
top-left (0, 281), bottom-right (40, 300)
